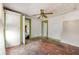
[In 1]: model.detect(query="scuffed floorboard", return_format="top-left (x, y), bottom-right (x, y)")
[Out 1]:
top-left (6, 39), bottom-right (79, 55)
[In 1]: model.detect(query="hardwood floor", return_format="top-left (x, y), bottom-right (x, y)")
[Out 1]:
top-left (6, 39), bottom-right (79, 55)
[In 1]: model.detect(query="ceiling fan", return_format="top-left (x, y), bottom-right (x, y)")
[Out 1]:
top-left (31, 9), bottom-right (53, 19)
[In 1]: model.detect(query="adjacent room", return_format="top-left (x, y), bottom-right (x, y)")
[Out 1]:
top-left (0, 3), bottom-right (79, 55)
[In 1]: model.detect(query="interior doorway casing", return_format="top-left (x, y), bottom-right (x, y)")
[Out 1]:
top-left (25, 18), bottom-right (32, 39)
top-left (4, 10), bottom-right (6, 48)
top-left (41, 20), bottom-right (48, 38)
top-left (29, 19), bottom-right (32, 39)
top-left (20, 15), bottom-right (23, 44)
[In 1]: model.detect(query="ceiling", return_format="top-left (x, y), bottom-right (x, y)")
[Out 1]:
top-left (3, 3), bottom-right (79, 17)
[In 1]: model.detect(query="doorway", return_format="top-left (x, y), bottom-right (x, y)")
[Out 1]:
top-left (41, 20), bottom-right (48, 38)
top-left (25, 18), bottom-right (31, 42)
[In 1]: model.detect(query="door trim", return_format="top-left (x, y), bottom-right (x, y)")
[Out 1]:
top-left (20, 15), bottom-right (23, 44)
top-left (29, 19), bottom-right (32, 39)
top-left (41, 20), bottom-right (48, 38)
top-left (4, 10), bottom-right (6, 48)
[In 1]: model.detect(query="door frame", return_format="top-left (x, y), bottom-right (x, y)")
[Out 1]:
top-left (20, 16), bottom-right (32, 44)
top-left (4, 10), bottom-right (6, 48)
top-left (25, 18), bottom-right (32, 39)
top-left (20, 15), bottom-right (23, 44)
top-left (29, 19), bottom-right (32, 39)
top-left (41, 20), bottom-right (48, 38)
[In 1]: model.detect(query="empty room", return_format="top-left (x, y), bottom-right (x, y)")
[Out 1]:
top-left (0, 3), bottom-right (79, 55)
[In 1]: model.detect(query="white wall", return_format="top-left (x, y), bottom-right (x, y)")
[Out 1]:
top-left (6, 10), bottom-right (20, 48)
top-left (0, 3), bottom-right (5, 55)
top-left (48, 16), bottom-right (63, 40)
top-left (48, 10), bottom-right (79, 47)
top-left (31, 18), bottom-right (41, 37)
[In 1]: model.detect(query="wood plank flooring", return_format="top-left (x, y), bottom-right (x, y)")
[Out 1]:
top-left (6, 39), bottom-right (79, 55)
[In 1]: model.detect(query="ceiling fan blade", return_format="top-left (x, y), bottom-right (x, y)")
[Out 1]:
top-left (43, 15), bottom-right (47, 18)
top-left (44, 13), bottom-right (53, 15)
top-left (31, 14), bottom-right (40, 16)
top-left (37, 16), bottom-right (41, 19)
